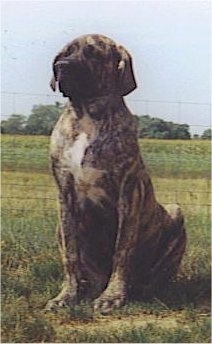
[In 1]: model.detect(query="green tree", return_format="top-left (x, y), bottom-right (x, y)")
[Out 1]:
top-left (137, 115), bottom-right (190, 139)
top-left (0, 114), bottom-right (26, 134)
top-left (201, 128), bottom-right (211, 140)
top-left (170, 123), bottom-right (190, 139)
top-left (25, 102), bottom-right (64, 135)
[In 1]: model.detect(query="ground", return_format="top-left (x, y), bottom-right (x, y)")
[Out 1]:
top-left (1, 135), bottom-right (211, 343)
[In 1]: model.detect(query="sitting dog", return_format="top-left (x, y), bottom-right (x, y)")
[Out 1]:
top-left (47, 34), bottom-right (186, 314)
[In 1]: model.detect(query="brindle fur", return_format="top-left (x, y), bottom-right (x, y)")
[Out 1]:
top-left (47, 34), bottom-right (186, 314)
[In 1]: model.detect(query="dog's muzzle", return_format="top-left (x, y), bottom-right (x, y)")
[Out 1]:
top-left (55, 59), bottom-right (96, 99)
top-left (55, 60), bottom-right (78, 97)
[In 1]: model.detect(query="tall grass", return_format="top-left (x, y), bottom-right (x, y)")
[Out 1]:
top-left (139, 139), bottom-right (211, 178)
top-left (1, 135), bottom-right (211, 343)
top-left (2, 135), bottom-right (211, 178)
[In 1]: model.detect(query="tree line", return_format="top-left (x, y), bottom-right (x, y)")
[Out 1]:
top-left (1, 102), bottom-right (211, 139)
top-left (1, 102), bottom-right (64, 136)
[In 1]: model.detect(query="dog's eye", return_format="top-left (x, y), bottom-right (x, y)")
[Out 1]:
top-left (63, 42), bottom-right (79, 58)
top-left (83, 44), bottom-right (95, 58)
top-left (66, 45), bottom-right (75, 56)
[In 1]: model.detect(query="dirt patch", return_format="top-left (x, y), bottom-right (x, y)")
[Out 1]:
top-left (62, 311), bottom-right (188, 332)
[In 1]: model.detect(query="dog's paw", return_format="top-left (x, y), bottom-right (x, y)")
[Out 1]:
top-left (45, 298), bottom-right (68, 312)
top-left (45, 289), bottom-right (78, 312)
top-left (93, 291), bottom-right (125, 315)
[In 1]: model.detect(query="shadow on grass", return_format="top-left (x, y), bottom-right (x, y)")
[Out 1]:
top-left (131, 274), bottom-right (211, 311)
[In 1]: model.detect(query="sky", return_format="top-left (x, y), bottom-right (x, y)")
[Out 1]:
top-left (1, 0), bottom-right (211, 134)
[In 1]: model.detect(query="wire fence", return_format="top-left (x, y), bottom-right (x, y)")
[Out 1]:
top-left (1, 91), bottom-right (211, 134)
top-left (1, 91), bottom-right (211, 227)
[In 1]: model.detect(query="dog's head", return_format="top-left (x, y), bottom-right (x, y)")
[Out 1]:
top-left (50, 34), bottom-right (137, 100)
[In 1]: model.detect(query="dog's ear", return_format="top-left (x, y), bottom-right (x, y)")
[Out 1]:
top-left (50, 75), bottom-right (56, 91)
top-left (117, 45), bottom-right (137, 96)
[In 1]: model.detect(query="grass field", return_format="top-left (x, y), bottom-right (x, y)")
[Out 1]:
top-left (1, 135), bottom-right (211, 343)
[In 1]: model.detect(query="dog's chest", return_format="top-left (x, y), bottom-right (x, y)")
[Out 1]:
top-left (50, 110), bottom-right (98, 179)
top-left (64, 132), bottom-right (89, 170)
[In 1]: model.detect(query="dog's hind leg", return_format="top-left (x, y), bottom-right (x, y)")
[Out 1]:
top-left (148, 204), bottom-right (186, 289)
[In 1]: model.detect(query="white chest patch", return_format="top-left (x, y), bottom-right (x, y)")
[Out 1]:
top-left (63, 132), bottom-right (89, 177)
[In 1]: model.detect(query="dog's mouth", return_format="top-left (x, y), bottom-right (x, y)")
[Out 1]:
top-left (55, 60), bottom-right (98, 100)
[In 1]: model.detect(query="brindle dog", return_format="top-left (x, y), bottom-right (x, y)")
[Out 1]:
top-left (47, 34), bottom-right (186, 314)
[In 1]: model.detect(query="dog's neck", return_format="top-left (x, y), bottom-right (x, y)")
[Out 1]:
top-left (68, 94), bottom-right (123, 121)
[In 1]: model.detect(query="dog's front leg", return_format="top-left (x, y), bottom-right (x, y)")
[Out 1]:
top-left (94, 173), bottom-right (143, 314)
top-left (46, 169), bottom-right (80, 310)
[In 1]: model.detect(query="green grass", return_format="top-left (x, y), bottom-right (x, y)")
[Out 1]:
top-left (1, 135), bottom-right (50, 172)
top-left (139, 139), bottom-right (211, 179)
top-left (1, 135), bottom-right (211, 343)
top-left (2, 135), bottom-right (211, 178)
